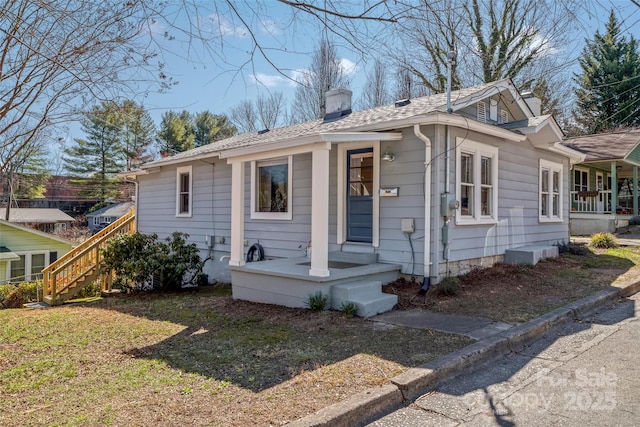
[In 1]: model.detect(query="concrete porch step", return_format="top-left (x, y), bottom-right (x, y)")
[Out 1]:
top-left (328, 251), bottom-right (377, 265)
top-left (331, 280), bottom-right (398, 317)
top-left (504, 245), bottom-right (559, 266)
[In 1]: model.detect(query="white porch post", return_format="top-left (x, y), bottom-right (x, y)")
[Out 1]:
top-left (634, 166), bottom-right (638, 216)
top-left (611, 162), bottom-right (618, 215)
top-left (229, 161), bottom-right (245, 266)
top-left (309, 147), bottom-right (330, 277)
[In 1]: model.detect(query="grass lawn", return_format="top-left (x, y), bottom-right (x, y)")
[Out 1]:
top-left (0, 286), bottom-right (471, 426)
top-left (2, 243), bottom-right (638, 426)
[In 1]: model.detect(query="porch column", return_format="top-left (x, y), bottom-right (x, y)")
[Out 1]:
top-left (634, 166), bottom-right (639, 216)
top-left (309, 146), bottom-right (330, 277)
top-left (611, 162), bottom-right (617, 215)
top-left (229, 161), bottom-right (245, 267)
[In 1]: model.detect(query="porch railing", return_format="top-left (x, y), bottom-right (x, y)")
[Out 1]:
top-left (42, 209), bottom-right (135, 305)
top-left (570, 190), bottom-right (612, 213)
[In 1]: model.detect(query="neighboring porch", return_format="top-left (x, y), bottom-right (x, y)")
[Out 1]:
top-left (570, 160), bottom-right (640, 235)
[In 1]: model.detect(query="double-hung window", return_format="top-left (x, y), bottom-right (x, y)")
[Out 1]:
top-left (176, 165), bottom-right (193, 217)
top-left (456, 139), bottom-right (498, 224)
top-left (540, 159), bottom-right (563, 222)
top-left (251, 156), bottom-right (292, 220)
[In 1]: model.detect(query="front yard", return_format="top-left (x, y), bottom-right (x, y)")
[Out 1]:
top-left (2, 243), bottom-right (639, 426)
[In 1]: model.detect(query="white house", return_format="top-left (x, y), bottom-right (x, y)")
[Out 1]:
top-left (124, 79), bottom-right (584, 316)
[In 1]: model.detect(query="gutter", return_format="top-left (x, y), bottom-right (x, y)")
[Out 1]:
top-left (413, 125), bottom-right (433, 282)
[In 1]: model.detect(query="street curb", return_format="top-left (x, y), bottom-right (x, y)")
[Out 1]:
top-left (288, 278), bottom-right (640, 426)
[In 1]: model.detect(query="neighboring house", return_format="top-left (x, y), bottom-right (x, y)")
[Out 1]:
top-left (86, 202), bottom-right (135, 232)
top-left (0, 220), bottom-right (74, 283)
top-left (124, 79), bottom-right (584, 314)
top-left (0, 208), bottom-right (75, 233)
top-left (561, 129), bottom-right (640, 235)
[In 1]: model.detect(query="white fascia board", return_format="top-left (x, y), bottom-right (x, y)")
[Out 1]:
top-left (547, 143), bottom-right (586, 164)
top-left (220, 131), bottom-right (402, 161)
top-left (349, 112), bottom-right (528, 143)
top-left (141, 152), bottom-right (221, 170)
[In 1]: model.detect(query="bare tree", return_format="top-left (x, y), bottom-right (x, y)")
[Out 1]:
top-left (360, 59), bottom-right (391, 109)
top-left (256, 92), bottom-right (286, 130)
top-left (290, 39), bottom-right (351, 123)
top-left (390, 0), bottom-right (581, 104)
top-left (0, 0), bottom-right (176, 173)
top-left (229, 100), bottom-right (259, 134)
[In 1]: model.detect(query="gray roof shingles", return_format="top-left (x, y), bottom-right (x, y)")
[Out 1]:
top-left (144, 82), bottom-right (503, 168)
top-left (561, 129), bottom-right (640, 161)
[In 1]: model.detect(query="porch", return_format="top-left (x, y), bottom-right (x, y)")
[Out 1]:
top-left (228, 251), bottom-right (401, 317)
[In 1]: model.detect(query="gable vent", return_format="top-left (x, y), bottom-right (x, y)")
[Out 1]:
top-left (477, 101), bottom-right (487, 122)
top-left (395, 98), bottom-right (411, 108)
top-left (499, 109), bottom-right (509, 124)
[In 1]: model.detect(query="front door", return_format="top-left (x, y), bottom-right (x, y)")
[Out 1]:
top-left (346, 148), bottom-right (373, 243)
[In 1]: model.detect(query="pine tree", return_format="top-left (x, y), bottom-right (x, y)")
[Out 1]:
top-left (156, 111), bottom-right (195, 156)
top-left (119, 100), bottom-right (156, 171)
top-left (193, 111), bottom-right (237, 147)
top-left (64, 102), bottom-right (125, 201)
top-left (574, 10), bottom-right (640, 134)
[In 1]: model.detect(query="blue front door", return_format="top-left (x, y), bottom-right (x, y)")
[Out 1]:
top-left (346, 148), bottom-right (373, 243)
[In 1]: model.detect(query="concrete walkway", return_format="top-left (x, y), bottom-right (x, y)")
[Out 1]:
top-left (289, 275), bottom-right (640, 427)
top-left (372, 310), bottom-right (513, 341)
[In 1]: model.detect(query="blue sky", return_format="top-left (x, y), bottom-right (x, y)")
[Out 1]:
top-left (136, 1), bottom-right (640, 122)
top-left (57, 0), bottom-right (640, 167)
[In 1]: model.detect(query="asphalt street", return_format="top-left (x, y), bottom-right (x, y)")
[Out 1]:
top-left (368, 292), bottom-right (640, 426)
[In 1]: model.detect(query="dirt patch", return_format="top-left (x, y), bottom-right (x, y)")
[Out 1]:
top-left (383, 251), bottom-right (635, 323)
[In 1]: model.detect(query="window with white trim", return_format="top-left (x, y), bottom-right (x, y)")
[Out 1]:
top-left (251, 156), bottom-right (292, 220)
top-left (540, 159), bottom-right (563, 222)
top-left (7, 252), bottom-right (48, 281)
top-left (456, 139), bottom-right (499, 224)
top-left (175, 165), bottom-right (193, 217)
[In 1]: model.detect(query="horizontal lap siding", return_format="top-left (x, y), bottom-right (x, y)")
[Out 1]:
top-left (377, 129), bottom-right (426, 275)
top-left (245, 153), bottom-right (312, 259)
top-left (137, 160), bottom-right (233, 282)
top-left (447, 130), bottom-right (570, 261)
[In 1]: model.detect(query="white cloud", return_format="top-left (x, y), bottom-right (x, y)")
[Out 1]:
top-left (250, 73), bottom-right (287, 88)
top-left (340, 58), bottom-right (358, 76)
top-left (207, 13), bottom-right (247, 38)
top-left (260, 19), bottom-right (281, 36)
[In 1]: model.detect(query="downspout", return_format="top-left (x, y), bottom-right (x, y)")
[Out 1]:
top-left (414, 125), bottom-right (433, 286)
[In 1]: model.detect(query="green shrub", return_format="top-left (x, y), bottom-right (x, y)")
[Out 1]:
top-left (102, 231), bottom-right (204, 292)
top-left (0, 282), bottom-right (43, 309)
top-left (74, 281), bottom-right (102, 299)
top-left (590, 232), bottom-right (618, 249)
top-left (340, 302), bottom-right (358, 317)
top-left (555, 241), bottom-right (590, 256)
top-left (304, 291), bottom-right (328, 311)
top-left (431, 276), bottom-right (461, 297)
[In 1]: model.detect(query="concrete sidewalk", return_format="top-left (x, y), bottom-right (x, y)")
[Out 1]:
top-left (288, 276), bottom-right (640, 427)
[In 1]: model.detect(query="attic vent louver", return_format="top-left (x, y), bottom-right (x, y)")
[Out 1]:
top-left (395, 99), bottom-right (411, 108)
top-left (257, 128), bottom-right (270, 135)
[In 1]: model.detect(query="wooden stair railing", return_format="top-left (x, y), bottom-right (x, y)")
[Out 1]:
top-left (42, 209), bottom-right (136, 306)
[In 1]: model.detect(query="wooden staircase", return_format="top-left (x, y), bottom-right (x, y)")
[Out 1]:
top-left (42, 209), bottom-right (136, 306)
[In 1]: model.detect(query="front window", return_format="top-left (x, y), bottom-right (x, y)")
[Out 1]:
top-left (31, 254), bottom-right (45, 280)
top-left (251, 156), bottom-right (293, 220)
top-left (175, 165), bottom-right (193, 217)
top-left (540, 159), bottom-right (563, 222)
top-left (456, 139), bottom-right (498, 224)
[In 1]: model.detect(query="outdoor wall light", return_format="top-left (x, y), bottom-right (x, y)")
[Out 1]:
top-left (381, 147), bottom-right (395, 162)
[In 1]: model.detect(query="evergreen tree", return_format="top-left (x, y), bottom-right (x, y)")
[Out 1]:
top-left (156, 111), bottom-right (195, 156)
top-left (64, 102), bottom-right (125, 201)
top-left (119, 100), bottom-right (156, 171)
top-left (574, 10), bottom-right (640, 134)
top-left (193, 111), bottom-right (237, 147)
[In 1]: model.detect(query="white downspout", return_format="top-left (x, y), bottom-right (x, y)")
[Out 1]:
top-left (414, 125), bottom-right (432, 281)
